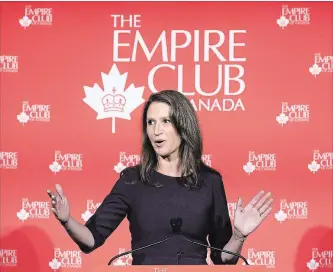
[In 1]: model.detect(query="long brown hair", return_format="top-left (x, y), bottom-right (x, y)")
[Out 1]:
top-left (122, 90), bottom-right (221, 188)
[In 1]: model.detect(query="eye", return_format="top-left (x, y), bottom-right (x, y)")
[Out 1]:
top-left (163, 118), bottom-right (171, 123)
top-left (147, 119), bottom-right (154, 125)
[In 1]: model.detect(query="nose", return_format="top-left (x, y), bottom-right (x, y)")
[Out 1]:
top-left (154, 122), bottom-right (162, 136)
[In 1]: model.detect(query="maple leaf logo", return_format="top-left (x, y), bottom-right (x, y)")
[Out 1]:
top-left (83, 64), bottom-right (145, 133)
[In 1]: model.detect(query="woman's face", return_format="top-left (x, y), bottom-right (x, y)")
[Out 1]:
top-left (146, 102), bottom-right (181, 160)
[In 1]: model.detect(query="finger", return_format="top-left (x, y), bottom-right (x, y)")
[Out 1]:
top-left (258, 198), bottom-right (273, 214)
top-left (255, 192), bottom-right (272, 209)
top-left (59, 197), bottom-right (66, 206)
top-left (51, 208), bottom-right (58, 216)
top-left (62, 196), bottom-right (68, 205)
top-left (52, 200), bottom-right (57, 209)
top-left (47, 190), bottom-right (56, 199)
top-left (55, 194), bottom-right (61, 203)
top-left (260, 206), bottom-right (273, 219)
top-left (55, 184), bottom-right (64, 199)
top-left (246, 190), bottom-right (265, 209)
top-left (236, 197), bottom-right (243, 210)
top-left (52, 198), bottom-right (60, 208)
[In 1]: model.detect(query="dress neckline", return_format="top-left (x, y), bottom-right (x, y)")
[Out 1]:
top-left (153, 170), bottom-right (182, 179)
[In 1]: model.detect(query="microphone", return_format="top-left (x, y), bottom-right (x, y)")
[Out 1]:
top-left (170, 217), bottom-right (249, 265)
top-left (108, 218), bottom-right (185, 265)
top-left (107, 217), bottom-right (249, 266)
top-left (107, 235), bottom-right (173, 265)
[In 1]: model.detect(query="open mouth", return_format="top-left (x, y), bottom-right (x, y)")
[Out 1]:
top-left (155, 140), bottom-right (165, 147)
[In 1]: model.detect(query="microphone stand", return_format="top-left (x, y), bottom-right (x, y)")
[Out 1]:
top-left (171, 217), bottom-right (249, 265)
top-left (108, 236), bottom-right (172, 265)
top-left (107, 217), bottom-right (249, 266)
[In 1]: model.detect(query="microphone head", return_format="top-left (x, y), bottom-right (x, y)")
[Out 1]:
top-left (170, 217), bottom-right (182, 234)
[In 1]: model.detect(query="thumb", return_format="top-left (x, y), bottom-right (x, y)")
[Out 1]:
top-left (236, 197), bottom-right (243, 210)
top-left (55, 184), bottom-right (65, 199)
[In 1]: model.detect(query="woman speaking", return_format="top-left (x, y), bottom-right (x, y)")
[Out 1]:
top-left (47, 90), bottom-right (273, 265)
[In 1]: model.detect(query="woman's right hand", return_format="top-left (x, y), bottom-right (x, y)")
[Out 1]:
top-left (47, 184), bottom-right (70, 225)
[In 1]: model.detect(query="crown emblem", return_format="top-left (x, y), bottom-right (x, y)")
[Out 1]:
top-left (102, 88), bottom-right (126, 112)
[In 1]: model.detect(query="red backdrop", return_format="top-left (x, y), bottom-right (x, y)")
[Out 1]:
top-left (1, 1), bottom-right (332, 272)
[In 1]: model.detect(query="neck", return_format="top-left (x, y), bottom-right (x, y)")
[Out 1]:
top-left (156, 155), bottom-right (181, 177)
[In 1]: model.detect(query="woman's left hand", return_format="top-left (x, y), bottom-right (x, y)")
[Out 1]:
top-left (234, 191), bottom-right (273, 237)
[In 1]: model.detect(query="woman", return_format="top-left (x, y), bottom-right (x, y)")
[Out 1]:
top-left (47, 90), bottom-right (273, 265)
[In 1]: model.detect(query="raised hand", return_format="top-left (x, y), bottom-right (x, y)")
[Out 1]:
top-left (47, 184), bottom-right (70, 224)
top-left (234, 191), bottom-right (273, 237)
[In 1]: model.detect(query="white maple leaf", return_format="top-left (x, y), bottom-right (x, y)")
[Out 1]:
top-left (19, 16), bottom-right (32, 29)
top-left (81, 210), bottom-right (93, 222)
top-left (49, 161), bottom-right (62, 174)
top-left (277, 15), bottom-right (289, 29)
top-left (17, 208), bottom-right (29, 222)
top-left (276, 112), bottom-right (289, 126)
top-left (114, 162), bottom-right (126, 173)
top-left (308, 160), bottom-right (320, 173)
top-left (243, 161), bottom-right (255, 175)
top-left (83, 64), bottom-right (145, 133)
top-left (307, 258), bottom-right (319, 270)
top-left (17, 111), bottom-right (30, 124)
top-left (112, 259), bottom-right (127, 266)
top-left (275, 209), bottom-right (287, 223)
top-left (49, 258), bottom-right (61, 270)
top-left (309, 63), bottom-right (322, 77)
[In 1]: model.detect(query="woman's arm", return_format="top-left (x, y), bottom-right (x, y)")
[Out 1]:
top-left (221, 227), bottom-right (246, 264)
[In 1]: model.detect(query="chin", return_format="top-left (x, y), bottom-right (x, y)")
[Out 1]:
top-left (156, 151), bottom-right (169, 157)
top-left (155, 149), bottom-right (170, 158)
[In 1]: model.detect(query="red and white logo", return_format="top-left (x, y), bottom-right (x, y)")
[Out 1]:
top-left (307, 248), bottom-right (333, 271)
top-left (49, 248), bottom-right (82, 270)
top-left (309, 53), bottom-right (333, 77)
top-left (81, 200), bottom-right (101, 222)
top-left (243, 151), bottom-right (276, 175)
top-left (110, 14), bottom-right (247, 113)
top-left (243, 248), bottom-right (276, 268)
top-left (17, 101), bottom-right (51, 124)
top-left (275, 199), bottom-right (308, 223)
top-left (19, 5), bottom-right (52, 28)
top-left (49, 151), bottom-right (83, 174)
top-left (0, 55), bottom-right (18, 72)
top-left (308, 150), bottom-right (333, 173)
top-left (0, 151), bottom-right (18, 169)
top-left (17, 198), bottom-right (50, 222)
top-left (0, 249), bottom-right (18, 267)
top-left (111, 248), bottom-right (132, 266)
top-left (83, 64), bottom-right (145, 133)
top-left (277, 5), bottom-right (310, 29)
top-left (228, 202), bottom-right (237, 220)
top-left (276, 102), bottom-right (310, 126)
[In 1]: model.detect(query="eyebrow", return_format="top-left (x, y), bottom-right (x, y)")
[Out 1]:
top-left (146, 116), bottom-right (170, 121)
